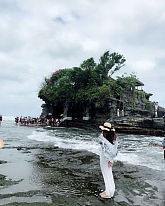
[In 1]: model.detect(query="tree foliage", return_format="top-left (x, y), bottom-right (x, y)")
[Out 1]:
top-left (80, 57), bottom-right (96, 70)
top-left (116, 74), bottom-right (137, 90)
top-left (38, 51), bottom-right (127, 105)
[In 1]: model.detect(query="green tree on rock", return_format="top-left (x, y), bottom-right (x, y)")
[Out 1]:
top-left (96, 51), bottom-right (126, 80)
top-left (38, 51), bottom-right (126, 106)
top-left (80, 57), bottom-right (96, 71)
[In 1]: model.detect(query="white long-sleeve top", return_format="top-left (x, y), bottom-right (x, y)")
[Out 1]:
top-left (98, 134), bottom-right (118, 162)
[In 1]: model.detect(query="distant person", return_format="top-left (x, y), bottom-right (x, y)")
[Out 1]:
top-left (20, 116), bottom-right (23, 124)
top-left (51, 117), bottom-right (55, 126)
top-left (15, 117), bottom-right (19, 124)
top-left (56, 118), bottom-right (60, 127)
top-left (24, 117), bottom-right (27, 125)
top-left (98, 122), bottom-right (118, 199)
top-left (0, 115), bottom-right (2, 126)
top-left (162, 137), bottom-right (165, 160)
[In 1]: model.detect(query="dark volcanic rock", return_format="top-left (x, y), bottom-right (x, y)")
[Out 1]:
top-left (152, 118), bottom-right (165, 129)
top-left (0, 160), bottom-right (7, 164)
top-left (0, 146), bottom-right (164, 205)
top-left (32, 147), bottom-right (165, 206)
top-left (60, 117), bottom-right (165, 136)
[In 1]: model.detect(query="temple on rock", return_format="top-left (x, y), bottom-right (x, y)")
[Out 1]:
top-left (38, 51), bottom-right (165, 131)
top-left (40, 77), bottom-right (164, 123)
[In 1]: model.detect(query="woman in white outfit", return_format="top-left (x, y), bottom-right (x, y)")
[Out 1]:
top-left (98, 122), bottom-right (118, 199)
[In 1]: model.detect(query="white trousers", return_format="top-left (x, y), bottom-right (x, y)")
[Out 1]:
top-left (100, 153), bottom-right (115, 197)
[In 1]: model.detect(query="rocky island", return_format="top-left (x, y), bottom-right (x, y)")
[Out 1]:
top-left (38, 51), bottom-right (165, 135)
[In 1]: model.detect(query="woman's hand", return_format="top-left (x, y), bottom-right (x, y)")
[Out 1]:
top-left (108, 161), bottom-right (113, 167)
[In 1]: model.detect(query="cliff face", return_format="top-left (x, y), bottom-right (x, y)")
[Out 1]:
top-left (40, 89), bottom-right (156, 122)
top-left (40, 75), bottom-right (159, 122)
top-left (40, 79), bottom-right (165, 134)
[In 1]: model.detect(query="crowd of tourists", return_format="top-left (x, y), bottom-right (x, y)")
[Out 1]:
top-left (15, 116), bottom-right (61, 127)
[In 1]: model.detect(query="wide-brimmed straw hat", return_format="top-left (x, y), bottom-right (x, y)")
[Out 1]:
top-left (99, 122), bottom-right (112, 131)
top-left (99, 122), bottom-right (116, 132)
top-left (0, 138), bottom-right (4, 149)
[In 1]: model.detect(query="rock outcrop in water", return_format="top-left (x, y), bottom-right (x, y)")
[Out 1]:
top-left (38, 51), bottom-right (165, 134)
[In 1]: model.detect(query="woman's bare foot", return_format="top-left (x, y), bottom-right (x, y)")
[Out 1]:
top-left (99, 191), bottom-right (106, 197)
top-left (101, 193), bottom-right (111, 199)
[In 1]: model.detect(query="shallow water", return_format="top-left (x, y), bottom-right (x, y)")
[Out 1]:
top-left (1, 116), bottom-right (165, 172)
top-left (0, 116), bottom-right (165, 205)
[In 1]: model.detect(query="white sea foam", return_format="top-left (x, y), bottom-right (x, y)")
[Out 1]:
top-left (27, 131), bottom-right (100, 155)
top-left (27, 130), bottom-right (165, 171)
top-left (117, 149), bottom-right (165, 171)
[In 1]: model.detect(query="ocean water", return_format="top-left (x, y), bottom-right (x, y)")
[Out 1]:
top-left (1, 116), bottom-right (165, 172)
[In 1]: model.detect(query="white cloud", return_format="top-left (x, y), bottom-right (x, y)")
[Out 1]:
top-left (0, 0), bottom-right (165, 116)
top-left (133, 60), bottom-right (156, 73)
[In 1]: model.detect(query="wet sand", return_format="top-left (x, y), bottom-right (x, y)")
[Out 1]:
top-left (0, 145), bottom-right (165, 206)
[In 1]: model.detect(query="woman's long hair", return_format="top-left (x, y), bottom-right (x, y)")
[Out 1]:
top-left (103, 130), bottom-right (117, 144)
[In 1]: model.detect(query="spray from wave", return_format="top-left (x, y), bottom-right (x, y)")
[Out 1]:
top-left (27, 130), bottom-right (101, 155)
top-left (27, 129), bottom-right (165, 171)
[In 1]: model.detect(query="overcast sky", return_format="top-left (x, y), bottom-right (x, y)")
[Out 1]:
top-left (0, 0), bottom-right (165, 117)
